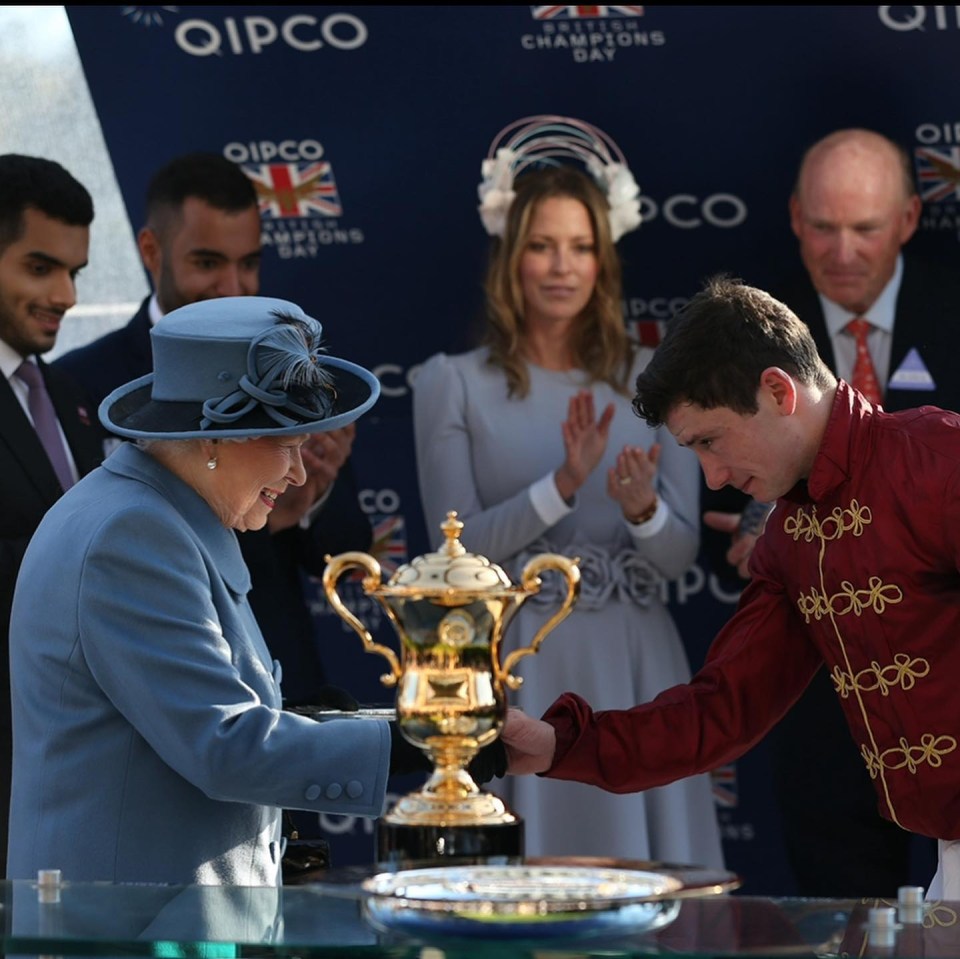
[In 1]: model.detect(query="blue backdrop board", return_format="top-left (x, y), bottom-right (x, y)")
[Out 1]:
top-left (63, 4), bottom-right (960, 893)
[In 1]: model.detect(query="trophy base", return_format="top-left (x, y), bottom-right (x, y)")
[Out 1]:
top-left (376, 820), bottom-right (524, 868)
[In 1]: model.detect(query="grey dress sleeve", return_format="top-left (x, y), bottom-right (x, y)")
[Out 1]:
top-left (412, 351), bottom-right (554, 560)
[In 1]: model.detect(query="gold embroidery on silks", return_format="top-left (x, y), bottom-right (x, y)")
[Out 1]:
top-left (786, 502), bottom-right (944, 829)
top-left (847, 900), bottom-right (959, 931)
top-left (797, 576), bottom-right (903, 624)
top-left (830, 652), bottom-right (930, 699)
top-left (843, 900), bottom-right (956, 956)
top-left (861, 734), bottom-right (957, 777)
top-left (924, 903), bottom-right (958, 928)
top-left (784, 499), bottom-right (871, 543)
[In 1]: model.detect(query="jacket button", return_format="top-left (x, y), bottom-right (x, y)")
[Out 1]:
top-left (325, 783), bottom-right (343, 799)
top-left (346, 780), bottom-right (363, 799)
top-left (304, 784), bottom-right (322, 801)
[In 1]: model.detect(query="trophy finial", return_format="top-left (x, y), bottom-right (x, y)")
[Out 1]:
top-left (440, 511), bottom-right (467, 557)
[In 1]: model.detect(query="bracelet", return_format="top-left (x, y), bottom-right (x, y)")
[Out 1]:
top-left (625, 495), bottom-right (659, 526)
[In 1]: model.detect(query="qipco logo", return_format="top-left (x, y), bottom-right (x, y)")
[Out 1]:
top-left (639, 193), bottom-right (748, 230)
top-left (916, 122), bottom-right (960, 145)
top-left (175, 13), bottom-right (368, 57)
top-left (358, 489), bottom-right (401, 516)
top-left (224, 140), bottom-right (326, 164)
top-left (879, 6), bottom-right (960, 30)
top-left (374, 363), bottom-right (419, 399)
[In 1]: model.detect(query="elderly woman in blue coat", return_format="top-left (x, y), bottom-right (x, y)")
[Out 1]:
top-left (7, 296), bottom-right (394, 886)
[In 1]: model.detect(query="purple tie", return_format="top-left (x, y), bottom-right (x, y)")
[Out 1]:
top-left (15, 360), bottom-right (75, 491)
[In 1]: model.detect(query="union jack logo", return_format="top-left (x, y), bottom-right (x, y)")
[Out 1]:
top-left (121, 6), bottom-right (180, 28)
top-left (244, 161), bottom-right (343, 219)
top-left (710, 764), bottom-right (738, 808)
top-left (625, 319), bottom-right (666, 348)
top-left (914, 146), bottom-right (960, 203)
top-left (532, 5), bottom-right (644, 18)
top-left (370, 514), bottom-right (408, 576)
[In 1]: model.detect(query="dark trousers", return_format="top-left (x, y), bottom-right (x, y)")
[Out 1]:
top-left (770, 667), bottom-right (936, 898)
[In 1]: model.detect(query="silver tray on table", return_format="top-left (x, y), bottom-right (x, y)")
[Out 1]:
top-left (360, 857), bottom-right (741, 940)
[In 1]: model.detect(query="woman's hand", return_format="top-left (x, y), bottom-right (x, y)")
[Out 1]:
top-left (555, 390), bottom-right (615, 502)
top-left (607, 443), bottom-right (660, 521)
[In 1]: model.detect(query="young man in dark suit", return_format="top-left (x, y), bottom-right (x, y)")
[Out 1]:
top-left (0, 154), bottom-right (104, 870)
top-left (706, 129), bottom-right (956, 896)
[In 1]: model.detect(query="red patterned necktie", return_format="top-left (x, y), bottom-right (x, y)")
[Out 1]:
top-left (15, 360), bottom-right (75, 491)
top-left (845, 317), bottom-right (883, 406)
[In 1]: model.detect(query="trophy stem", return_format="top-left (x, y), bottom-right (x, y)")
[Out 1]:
top-left (377, 820), bottom-right (524, 869)
top-left (383, 767), bottom-right (517, 827)
top-left (377, 734), bottom-right (525, 867)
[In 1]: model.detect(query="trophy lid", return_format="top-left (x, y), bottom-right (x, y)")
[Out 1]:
top-left (383, 511), bottom-right (515, 597)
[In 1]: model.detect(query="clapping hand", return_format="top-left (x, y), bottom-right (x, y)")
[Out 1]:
top-left (268, 425), bottom-right (356, 532)
top-left (607, 443), bottom-right (660, 519)
top-left (554, 390), bottom-right (615, 502)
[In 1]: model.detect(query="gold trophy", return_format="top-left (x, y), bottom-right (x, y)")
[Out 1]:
top-left (322, 511), bottom-right (580, 866)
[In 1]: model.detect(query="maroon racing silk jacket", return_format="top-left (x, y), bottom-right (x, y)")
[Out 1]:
top-left (543, 381), bottom-right (960, 840)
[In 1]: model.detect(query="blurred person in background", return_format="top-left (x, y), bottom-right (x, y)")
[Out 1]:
top-left (0, 154), bottom-right (102, 872)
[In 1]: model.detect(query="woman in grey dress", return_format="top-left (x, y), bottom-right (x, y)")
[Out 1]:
top-left (411, 118), bottom-right (724, 866)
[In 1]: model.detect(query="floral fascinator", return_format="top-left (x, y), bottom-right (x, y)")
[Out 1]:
top-left (100, 296), bottom-right (380, 440)
top-left (477, 114), bottom-right (642, 242)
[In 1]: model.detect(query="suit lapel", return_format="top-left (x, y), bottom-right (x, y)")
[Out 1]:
top-left (129, 300), bottom-right (153, 373)
top-left (886, 269), bottom-right (918, 411)
top-left (43, 360), bottom-right (104, 477)
top-left (890, 260), bottom-right (924, 375)
top-left (886, 258), bottom-right (945, 411)
top-left (0, 372), bottom-right (63, 503)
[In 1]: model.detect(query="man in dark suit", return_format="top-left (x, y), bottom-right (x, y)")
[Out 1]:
top-left (706, 129), bottom-right (955, 896)
top-left (54, 152), bottom-right (372, 707)
top-left (0, 154), bottom-right (104, 869)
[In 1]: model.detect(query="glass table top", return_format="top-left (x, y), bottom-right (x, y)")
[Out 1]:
top-left (3, 861), bottom-right (956, 958)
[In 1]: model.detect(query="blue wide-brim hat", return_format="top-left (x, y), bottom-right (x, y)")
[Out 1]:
top-left (99, 296), bottom-right (380, 440)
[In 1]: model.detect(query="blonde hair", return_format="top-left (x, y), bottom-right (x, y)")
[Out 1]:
top-left (482, 166), bottom-right (633, 398)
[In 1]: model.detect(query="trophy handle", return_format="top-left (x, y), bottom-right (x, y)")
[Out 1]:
top-left (498, 554), bottom-right (581, 689)
top-left (322, 552), bottom-right (402, 687)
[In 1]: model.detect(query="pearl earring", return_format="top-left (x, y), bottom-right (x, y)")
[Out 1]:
top-left (207, 456), bottom-right (217, 471)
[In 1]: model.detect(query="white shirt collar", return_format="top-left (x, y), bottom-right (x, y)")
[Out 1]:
top-left (0, 338), bottom-right (29, 382)
top-left (148, 292), bottom-right (164, 326)
top-left (820, 254), bottom-right (903, 338)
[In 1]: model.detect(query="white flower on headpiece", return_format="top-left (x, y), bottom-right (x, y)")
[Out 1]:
top-left (477, 118), bottom-right (642, 242)
top-left (587, 159), bottom-right (642, 242)
top-left (477, 147), bottom-right (517, 238)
